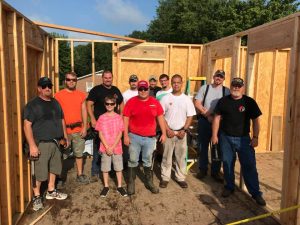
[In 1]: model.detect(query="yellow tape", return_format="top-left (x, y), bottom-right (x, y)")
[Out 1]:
top-left (188, 76), bottom-right (206, 81)
top-left (226, 205), bottom-right (300, 225)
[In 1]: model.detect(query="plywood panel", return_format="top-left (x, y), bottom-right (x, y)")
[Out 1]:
top-left (119, 44), bottom-right (167, 60)
top-left (210, 37), bottom-right (234, 59)
top-left (120, 60), bottom-right (164, 92)
top-left (171, 46), bottom-right (188, 77)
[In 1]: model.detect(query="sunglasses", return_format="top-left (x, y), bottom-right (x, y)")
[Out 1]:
top-left (41, 84), bottom-right (53, 89)
top-left (65, 78), bottom-right (77, 82)
top-left (231, 84), bottom-right (243, 88)
top-left (215, 74), bottom-right (224, 78)
top-left (138, 87), bottom-right (149, 92)
top-left (105, 102), bottom-right (116, 106)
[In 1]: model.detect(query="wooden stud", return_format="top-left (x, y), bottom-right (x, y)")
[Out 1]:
top-left (168, 45), bottom-right (173, 75)
top-left (92, 41), bottom-right (95, 85)
top-left (70, 40), bottom-right (74, 72)
top-left (186, 46), bottom-right (191, 78)
top-left (54, 39), bottom-right (59, 92)
top-left (231, 36), bottom-right (241, 77)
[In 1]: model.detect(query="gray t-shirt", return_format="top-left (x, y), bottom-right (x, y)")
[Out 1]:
top-left (195, 84), bottom-right (230, 112)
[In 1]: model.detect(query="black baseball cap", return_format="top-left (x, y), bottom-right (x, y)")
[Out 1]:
top-left (129, 74), bottom-right (138, 82)
top-left (214, 70), bottom-right (225, 78)
top-left (231, 77), bottom-right (244, 86)
top-left (38, 77), bottom-right (52, 86)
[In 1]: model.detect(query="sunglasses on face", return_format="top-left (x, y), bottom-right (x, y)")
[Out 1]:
top-left (138, 87), bottom-right (149, 92)
top-left (105, 102), bottom-right (116, 106)
top-left (65, 78), bottom-right (77, 82)
top-left (41, 84), bottom-right (53, 89)
top-left (231, 84), bottom-right (243, 88)
top-left (215, 74), bottom-right (224, 78)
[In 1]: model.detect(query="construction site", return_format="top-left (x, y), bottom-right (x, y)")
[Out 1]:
top-left (0, 0), bottom-right (300, 225)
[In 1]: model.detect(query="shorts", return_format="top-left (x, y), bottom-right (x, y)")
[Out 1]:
top-left (101, 153), bottom-right (123, 172)
top-left (68, 132), bottom-right (85, 157)
top-left (35, 142), bottom-right (62, 181)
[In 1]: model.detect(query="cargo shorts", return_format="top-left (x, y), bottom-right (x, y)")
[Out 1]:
top-left (35, 142), bottom-right (62, 181)
top-left (101, 153), bottom-right (123, 172)
top-left (68, 132), bottom-right (85, 157)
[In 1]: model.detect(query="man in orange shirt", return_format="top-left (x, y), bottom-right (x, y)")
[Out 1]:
top-left (55, 72), bottom-right (89, 184)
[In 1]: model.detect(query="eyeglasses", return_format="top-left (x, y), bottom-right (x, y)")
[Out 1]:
top-left (41, 84), bottom-right (53, 89)
top-left (138, 87), bottom-right (149, 92)
top-left (105, 102), bottom-right (116, 106)
top-left (66, 78), bottom-right (77, 82)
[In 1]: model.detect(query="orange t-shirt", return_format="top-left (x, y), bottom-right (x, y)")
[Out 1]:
top-left (55, 89), bottom-right (86, 134)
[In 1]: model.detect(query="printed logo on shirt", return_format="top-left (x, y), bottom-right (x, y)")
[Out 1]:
top-left (239, 105), bottom-right (245, 112)
top-left (149, 104), bottom-right (156, 108)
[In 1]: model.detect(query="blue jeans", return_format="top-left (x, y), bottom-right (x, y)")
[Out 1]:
top-left (197, 116), bottom-right (221, 175)
top-left (220, 132), bottom-right (262, 198)
top-left (91, 135), bottom-right (101, 176)
top-left (128, 133), bottom-right (156, 168)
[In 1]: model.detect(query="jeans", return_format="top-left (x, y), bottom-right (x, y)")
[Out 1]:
top-left (220, 132), bottom-right (262, 198)
top-left (128, 133), bottom-right (156, 168)
top-left (197, 116), bottom-right (221, 175)
top-left (91, 135), bottom-right (101, 176)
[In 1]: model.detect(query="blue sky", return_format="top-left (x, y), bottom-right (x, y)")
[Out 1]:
top-left (5, 0), bottom-right (158, 39)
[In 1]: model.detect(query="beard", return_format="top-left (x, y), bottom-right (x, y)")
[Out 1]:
top-left (231, 90), bottom-right (242, 98)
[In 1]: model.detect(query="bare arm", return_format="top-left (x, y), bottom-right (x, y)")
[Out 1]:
top-left (62, 119), bottom-right (70, 148)
top-left (123, 116), bottom-right (130, 146)
top-left (251, 117), bottom-right (260, 148)
top-left (119, 102), bottom-right (124, 115)
top-left (24, 119), bottom-right (40, 157)
top-left (211, 114), bottom-right (221, 144)
top-left (194, 99), bottom-right (209, 115)
top-left (87, 100), bottom-right (96, 128)
top-left (157, 115), bottom-right (166, 143)
top-left (111, 131), bottom-right (123, 149)
top-left (80, 100), bottom-right (88, 137)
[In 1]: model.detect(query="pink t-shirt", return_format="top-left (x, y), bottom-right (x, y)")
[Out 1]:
top-left (95, 113), bottom-right (124, 154)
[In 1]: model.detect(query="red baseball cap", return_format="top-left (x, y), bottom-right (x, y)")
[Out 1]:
top-left (137, 80), bottom-right (149, 89)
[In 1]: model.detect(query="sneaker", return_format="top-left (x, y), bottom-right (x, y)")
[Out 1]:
top-left (177, 181), bottom-right (188, 188)
top-left (76, 174), bottom-right (90, 184)
top-left (117, 187), bottom-right (128, 197)
top-left (221, 188), bottom-right (234, 197)
top-left (32, 196), bottom-right (44, 211)
top-left (159, 180), bottom-right (169, 188)
top-left (254, 195), bottom-right (266, 206)
top-left (90, 174), bottom-right (99, 183)
top-left (211, 173), bottom-right (223, 183)
top-left (46, 189), bottom-right (68, 200)
top-left (196, 170), bottom-right (207, 179)
top-left (100, 187), bottom-right (110, 197)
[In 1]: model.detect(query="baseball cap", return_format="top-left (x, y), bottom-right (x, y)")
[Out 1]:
top-left (148, 75), bottom-right (157, 82)
top-left (214, 70), bottom-right (225, 78)
top-left (129, 74), bottom-right (138, 82)
top-left (38, 77), bottom-right (52, 86)
top-left (231, 77), bottom-right (244, 86)
top-left (137, 80), bottom-right (149, 89)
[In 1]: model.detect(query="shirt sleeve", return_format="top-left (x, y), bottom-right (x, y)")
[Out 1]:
top-left (156, 99), bottom-right (164, 116)
top-left (186, 97), bottom-right (196, 117)
top-left (118, 115), bottom-right (124, 132)
top-left (195, 85), bottom-right (206, 101)
top-left (86, 86), bottom-right (97, 102)
top-left (23, 104), bottom-right (35, 122)
top-left (122, 100), bottom-right (131, 117)
top-left (248, 97), bottom-right (262, 119)
top-left (116, 88), bottom-right (124, 104)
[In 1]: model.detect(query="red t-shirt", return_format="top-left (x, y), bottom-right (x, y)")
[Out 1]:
top-left (55, 89), bottom-right (86, 134)
top-left (123, 96), bottom-right (163, 136)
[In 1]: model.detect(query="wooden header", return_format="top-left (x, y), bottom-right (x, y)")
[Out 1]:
top-left (34, 21), bottom-right (145, 43)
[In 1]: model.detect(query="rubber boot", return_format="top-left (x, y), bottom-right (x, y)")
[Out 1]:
top-left (144, 167), bottom-right (159, 194)
top-left (127, 167), bottom-right (137, 195)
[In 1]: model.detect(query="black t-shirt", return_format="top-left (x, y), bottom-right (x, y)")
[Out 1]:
top-left (86, 84), bottom-right (123, 119)
top-left (149, 86), bottom-right (162, 97)
top-left (23, 97), bottom-right (64, 141)
top-left (214, 95), bottom-right (262, 136)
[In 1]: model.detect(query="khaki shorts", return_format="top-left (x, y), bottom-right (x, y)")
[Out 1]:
top-left (101, 153), bottom-right (123, 172)
top-left (35, 142), bottom-right (62, 181)
top-left (68, 132), bottom-right (85, 157)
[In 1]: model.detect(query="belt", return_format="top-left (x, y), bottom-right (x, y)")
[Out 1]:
top-left (131, 132), bottom-right (156, 138)
top-left (66, 122), bottom-right (82, 129)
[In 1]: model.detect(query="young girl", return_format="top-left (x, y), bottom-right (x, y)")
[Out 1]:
top-left (95, 95), bottom-right (127, 197)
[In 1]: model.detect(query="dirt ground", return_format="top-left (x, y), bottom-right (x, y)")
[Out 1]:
top-left (18, 151), bottom-right (283, 225)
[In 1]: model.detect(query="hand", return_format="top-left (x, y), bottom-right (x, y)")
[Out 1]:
top-left (211, 135), bottom-right (218, 145)
top-left (64, 138), bottom-right (70, 149)
top-left (91, 118), bottom-right (97, 128)
top-left (124, 134), bottom-right (130, 146)
top-left (159, 134), bottom-right (166, 144)
top-left (176, 130), bottom-right (186, 139)
top-left (106, 147), bottom-right (113, 156)
top-left (166, 129), bottom-right (175, 138)
top-left (29, 144), bottom-right (40, 158)
top-left (80, 128), bottom-right (87, 138)
top-left (250, 137), bottom-right (258, 148)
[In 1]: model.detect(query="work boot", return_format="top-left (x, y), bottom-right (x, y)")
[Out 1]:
top-left (144, 167), bottom-right (159, 194)
top-left (127, 167), bottom-right (137, 195)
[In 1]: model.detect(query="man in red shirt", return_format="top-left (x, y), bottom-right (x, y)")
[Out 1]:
top-left (123, 80), bottom-right (166, 195)
top-left (55, 72), bottom-right (89, 184)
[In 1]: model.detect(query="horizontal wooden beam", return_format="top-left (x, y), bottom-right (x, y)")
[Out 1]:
top-left (34, 21), bottom-right (145, 43)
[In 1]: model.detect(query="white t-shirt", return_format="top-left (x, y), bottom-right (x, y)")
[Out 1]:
top-left (156, 88), bottom-right (173, 101)
top-left (122, 89), bottom-right (138, 104)
top-left (160, 93), bottom-right (196, 130)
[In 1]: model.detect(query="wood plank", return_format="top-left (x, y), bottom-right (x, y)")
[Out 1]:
top-left (168, 45), bottom-right (173, 75)
top-left (210, 37), bottom-right (234, 59)
top-left (54, 39), bottom-right (59, 92)
top-left (50, 38), bottom-right (55, 86)
top-left (119, 44), bottom-right (167, 60)
top-left (231, 37), bottom-right (241, 77)
top-left (92, 41), bottom-right (95, 85)
top-left (271, 116), bottom-right (283, 151)
top-left (246, 53), bottom-right (255, 97)
top-left (70, 40), bottom-right (74, 72)
top-left (34, 21), bottom-right (145, 43)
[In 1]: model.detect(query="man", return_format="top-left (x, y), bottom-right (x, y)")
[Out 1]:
top-left (55, 72), bottom-right (89, 184)
top-left (123, 80), bottom-right (166, 195)
top-left (156, 74), bottom-right (172, 101)
top-left (211, 77), bottom-right (266, 206)
top-left (122, 74), bottom-right (139, 104)
top-left (148, 75), bottom-right (161, 97)
top-left (23, 77), bottom-right (68, 211)
top-left (194, 70), bottom-right (230, 182)
top-left (160, 74), bottom-right (196, 188)
top-left (87, 70), bottom-right (124, 182)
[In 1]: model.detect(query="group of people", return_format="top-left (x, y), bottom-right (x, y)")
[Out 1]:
top-left (23, 69), bottom-right (266, 212)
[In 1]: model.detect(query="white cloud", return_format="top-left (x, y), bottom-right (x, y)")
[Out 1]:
top-left (95, 0), bottom-right (147, 25)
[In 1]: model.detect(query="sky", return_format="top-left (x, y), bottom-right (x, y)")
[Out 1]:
top-left (5, 0), bottom-right (158, 40)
